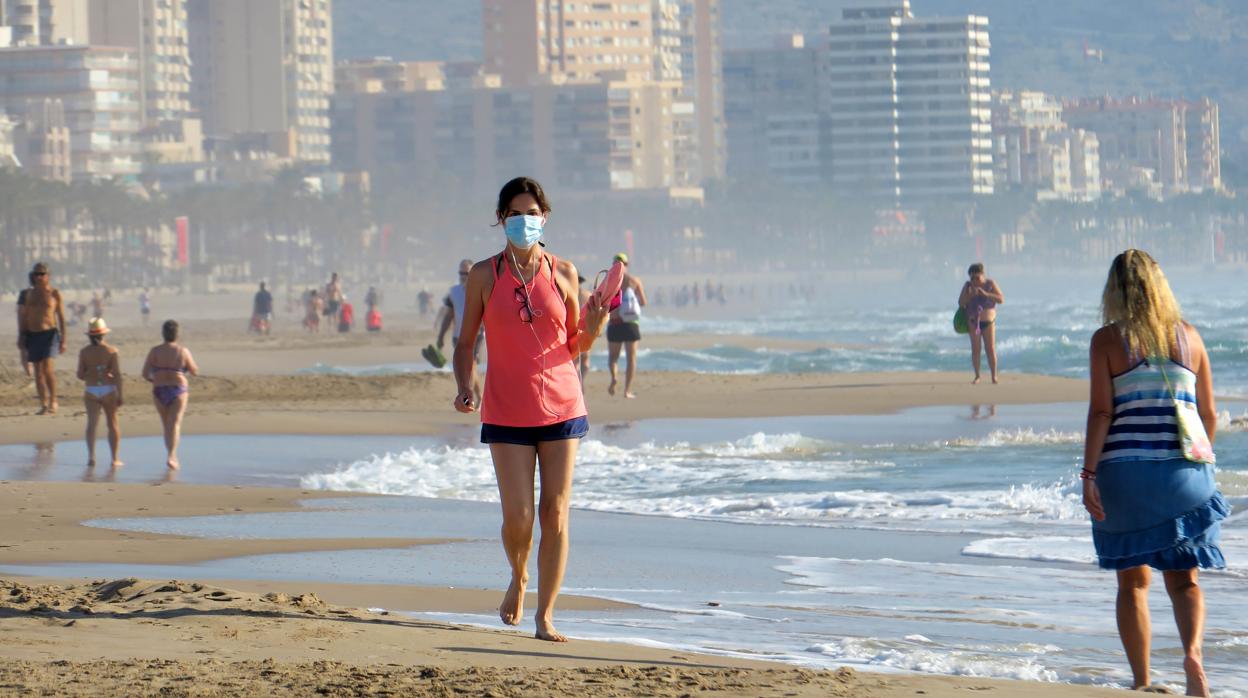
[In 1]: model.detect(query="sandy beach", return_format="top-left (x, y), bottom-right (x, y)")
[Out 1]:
top-left (0, 480), bottom-right (1119, 697)
top-left (0, 576), bottom-right (1122, 697)
top-left (0, 291), bottom-right (1203, 696)
top-left (0, 310), bottom-right (1086, 445)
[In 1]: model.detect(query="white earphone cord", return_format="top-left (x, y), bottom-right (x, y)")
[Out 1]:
top-left (510, 248), bottom-right (558, 419)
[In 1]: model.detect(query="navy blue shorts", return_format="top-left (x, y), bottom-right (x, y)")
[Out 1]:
top-left (481, 416), bottom-right (589, 447)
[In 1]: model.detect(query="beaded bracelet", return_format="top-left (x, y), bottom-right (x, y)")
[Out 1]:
top-left (1079, 468), bottom-right (1097, 481)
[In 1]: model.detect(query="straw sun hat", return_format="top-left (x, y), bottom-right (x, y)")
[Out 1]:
top-left (87, 318), bottom-right (110, 336)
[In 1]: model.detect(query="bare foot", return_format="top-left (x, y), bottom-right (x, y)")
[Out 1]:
top-left (86, 458), bottom-right (96, 468)
top-left (36, 405), bottom-right (48, 415)
top-left (625, 392), bottom-right (637, 399)
top-left (167, 458), bottom-right (180, 470)
top-left (607, 380), bottom-right (617, 396)
top-left (971, 376), bottom-right (981, 385)
top-left (535, 616), bottom-right (568, 643)
top-left (991, 376), bottom-right (1000, 385)
top-left (1184, 655), bottom-right (1210, 697)
top-left (499, 576), bottom-right (526, 626)
top-left (47, 401), bottom-right (57, 415)
top-left (110, 460), bottom-right (124, 468)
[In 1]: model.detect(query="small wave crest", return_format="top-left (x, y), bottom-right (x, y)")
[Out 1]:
top-left (804, 637), bottom-right (1061, 682)
top-left (301, 435), bottom-right (1086, 531)
top-left (942, 428), bottom-right (1083, 448)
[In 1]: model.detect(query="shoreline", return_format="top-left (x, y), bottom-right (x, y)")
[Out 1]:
top-left (0, 577), bottom-right (1122, 697)
top-left (0, 479), bottom-right (1124, 696)
top-left (0, 480), bottom-right (626, 612)
top-left (0, 369), bottom-right (1088, 446)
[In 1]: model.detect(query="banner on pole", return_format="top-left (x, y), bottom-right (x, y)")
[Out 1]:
top-left (175, 216), bottom-right (189, 267)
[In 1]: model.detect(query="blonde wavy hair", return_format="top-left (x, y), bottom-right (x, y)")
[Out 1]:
top-left (1101, 249), bottom-right (1183, 359)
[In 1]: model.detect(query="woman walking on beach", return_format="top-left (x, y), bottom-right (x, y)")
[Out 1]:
top-left (142, 320), bottom-right (199, 470)
top-left (958, 263), bottom-right (1003, 384)
top-left (606, 253), bottom-right (647, 399)
top-left (1082, 250), bottom-right (1227, 696)
top-left (453, 177), bottom-right (609, 642)
top-left (77, 318), bottom-right (123, 469)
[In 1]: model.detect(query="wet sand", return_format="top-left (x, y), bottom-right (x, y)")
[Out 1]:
top-left (0, 367), bottom-right (1086, 446)
top-left (0, 294), bottom-right (1120, 696)
top-left (0, 575), bottom-right (1122, 697)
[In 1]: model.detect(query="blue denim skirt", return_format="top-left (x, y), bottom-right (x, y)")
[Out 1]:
top-left (1091, 457), bottom-right (1229, 571)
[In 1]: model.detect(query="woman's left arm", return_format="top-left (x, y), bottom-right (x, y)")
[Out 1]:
top-left (986, 281), bottom-right (1005, 304)
top-left (110, 350), bottom-right (124, 405)
top-left (558, 260), bottom-right (606, 356)
top-left (1190, 325), bottom-right (1216, 444)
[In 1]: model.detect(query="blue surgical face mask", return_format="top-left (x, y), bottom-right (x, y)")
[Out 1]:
top-left (505, 215), bottom-right (544, 249)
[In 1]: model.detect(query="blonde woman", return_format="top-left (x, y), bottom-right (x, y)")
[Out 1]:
top-left (1082, 249), bottom-right (1227, 696)
top-left (77, 318), bottom-right (123, 468)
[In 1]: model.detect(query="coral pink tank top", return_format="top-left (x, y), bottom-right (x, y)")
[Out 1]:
top-left (481, 252), bottom-right (587, 427)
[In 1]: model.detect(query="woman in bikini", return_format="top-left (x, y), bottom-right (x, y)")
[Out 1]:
top-left (77, 318), bottom-right (123, 468)
top-left (142, 320), bottom-right (199, 469)
top-left (958, 262), bottom-right (1004, 384)
top-left (453, 177), bottom-right (609, 643)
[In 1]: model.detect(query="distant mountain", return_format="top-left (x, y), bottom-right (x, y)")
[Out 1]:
top-left (334, 0), bottom-right (1248, 156)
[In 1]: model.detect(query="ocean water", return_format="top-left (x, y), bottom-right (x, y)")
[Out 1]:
top-left (298, 271), bottom-right (1248, 397)
top-left (633, 287), bottom-right (1248, 397)
top-left (10, 409), bottom-right (1242, 694)
top-left (299, 412), bottom-right (1248, 694)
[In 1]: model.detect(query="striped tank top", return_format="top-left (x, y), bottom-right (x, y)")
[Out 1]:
top-left (1100, 326), bottom-right (1196, 465)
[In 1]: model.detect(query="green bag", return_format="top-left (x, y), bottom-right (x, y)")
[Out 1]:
top-left (953, 307), bottom-right (970, 335)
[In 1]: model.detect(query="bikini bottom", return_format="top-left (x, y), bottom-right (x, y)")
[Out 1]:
top-left (153, 385), bottom-right (188, 407)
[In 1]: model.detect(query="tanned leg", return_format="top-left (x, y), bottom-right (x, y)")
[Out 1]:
top-left (1117, 566), bottom-right (1153, 690)
top-left (1164, 569), bottom-right (1209, 697)
top-left (607, 341), bottom-right (622, 396)
top-left (533, 438), bottom-right (577, 642)
top-left (490, 443), bottom-right (538, 627)
top-left (84, 395), bottom-right (101, 467)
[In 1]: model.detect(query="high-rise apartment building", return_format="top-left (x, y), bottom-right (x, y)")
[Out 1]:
top-left (89, 0), bottom-right (191, 125)
top-left (1184, 98), bottom-right (1220, 192)
top-left (1064, 96), bottom-right (1222, 194)
top-left (188, 0), bottom-right (333, 162)
top-left (992, 90), bottom-right (1100, 201)
top-left (678, 0), bottom-right (724, 181)
top-left (822, 0), bottom-right (993, 198)
top-left (723, 34), bottom-right (821, 184)
top-left (1, 0), bottom-right (88, 47)
top-left (480, 0), bottom-right (722, 185)
top-left (11, 96), bottom-right (70, 181)
top-left (482, 0), bottom-right (657, 85)
top-left (0, 45), bottom-right (140, 179)
top-left (333, 62), bottom-right (684, 193)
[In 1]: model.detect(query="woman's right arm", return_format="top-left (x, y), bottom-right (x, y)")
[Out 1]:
top-left (141, 349), bottom-right (155, 383)
top-left (14, 294), bottom-right (24, 347)
top-left (76, 350), bottom-right (87, 381)
top-left (452, 263), bottom-right (488, 412)
top-left (1082, 329), bottom-right (1114, 521)
top-left (958, 282), bottom-right (971, 308)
